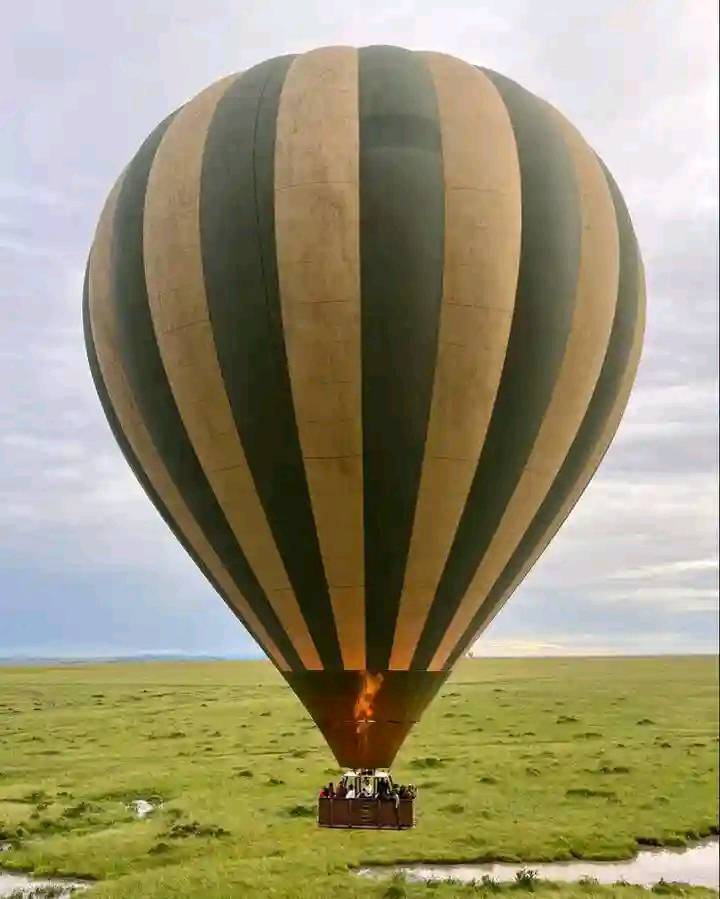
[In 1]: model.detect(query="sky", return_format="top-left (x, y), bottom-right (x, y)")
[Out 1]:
top-left (1, 1), bottom-right (717, 660)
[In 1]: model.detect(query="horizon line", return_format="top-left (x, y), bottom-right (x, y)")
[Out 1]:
top-left (0, 649), bottom-right (717, 667)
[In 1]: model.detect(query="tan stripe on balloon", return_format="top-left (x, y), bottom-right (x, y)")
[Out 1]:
top-left (274, 46), bottom-right (364, 670)
top-left (388, 53), bottom-right (522, 669)
top-left (430, 107), bottom-right (621, 670)
top-left (456, 262), bottom-right (646, 656)
top-left (87, 173), bottom-right (288, 672)
top-left (142, 77), bottom-right (322, 670)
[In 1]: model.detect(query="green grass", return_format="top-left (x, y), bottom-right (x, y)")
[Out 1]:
top-left (0, 656), bottom-right (717, 897)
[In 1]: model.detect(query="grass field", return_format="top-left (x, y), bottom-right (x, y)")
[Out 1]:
top-left (0, 656), bottom-right (717, 897)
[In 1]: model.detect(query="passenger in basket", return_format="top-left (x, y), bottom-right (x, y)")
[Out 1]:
top-left (335, 781), bottom-right (347, 799)
top-left (345, 785), bottom-right (356, 799)
top-left (360, 776), bottom-right (374, 798)
top-left (389, 785), bottom-right (400, 809)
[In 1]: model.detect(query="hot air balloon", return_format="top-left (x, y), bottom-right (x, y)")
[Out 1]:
top-left (83, 45), bottom-right (645, 828)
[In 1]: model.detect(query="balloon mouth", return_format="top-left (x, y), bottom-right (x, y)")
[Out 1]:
top-left (355, 718), bottom-right (375, 738)
top-left (283, 669), bottom-right (449, 769)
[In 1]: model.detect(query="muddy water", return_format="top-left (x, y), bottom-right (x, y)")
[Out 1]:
top-left (129, 798), bottom-right (158, 818)
top-left (0, 871), bottom-right (88, 897)
top-left (358, 836), bottom-right (719, 889)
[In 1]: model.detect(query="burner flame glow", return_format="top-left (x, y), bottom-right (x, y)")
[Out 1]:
top-left (353, 671), bottom-right (384, 732)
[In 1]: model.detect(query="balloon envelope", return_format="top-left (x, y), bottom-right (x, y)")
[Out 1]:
top-left (84, 46), bottom-right (644, 769)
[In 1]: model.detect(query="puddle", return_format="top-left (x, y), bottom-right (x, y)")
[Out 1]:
top-left (0, 871), bottom-right (89, 898)
top-left (358, 836), bottom-right (719, 890)
top-left (129, 798), bottom-right (160, 818)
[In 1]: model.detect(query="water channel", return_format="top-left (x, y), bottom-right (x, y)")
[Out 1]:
top-left (358, 836), bottom-right (719, 890)
top-left (2, 835), bottom-right (717, 895)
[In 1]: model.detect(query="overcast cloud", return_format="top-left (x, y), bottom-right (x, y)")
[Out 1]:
top-left (1, 0), bottom-right (717, 658)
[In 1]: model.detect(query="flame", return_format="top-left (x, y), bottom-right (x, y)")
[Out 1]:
top-left (353, 671), bottom-right (384, 733)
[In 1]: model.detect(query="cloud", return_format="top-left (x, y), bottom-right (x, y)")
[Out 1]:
top-left (608, 559), bottom-right (719, 580)
top-left (470, 628), bottom-right (715, 658)
top-left (600, 587), bottom-right (718, 612)
top-left (0, 180), bottom-right (84, 208)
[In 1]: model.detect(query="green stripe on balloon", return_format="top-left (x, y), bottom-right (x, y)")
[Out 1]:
top-left (411, 70), bottom-right (583, 670)
top-left (444, 156), bottom-right (643, 669)
top-left (104, 111), bottom-right (303, 671)
top-left (358, 45), bottom-right (446, 671)
top-left (82, 266), bottom-right (273, 661)
top-left (199, 57), bottom-right (343, 671)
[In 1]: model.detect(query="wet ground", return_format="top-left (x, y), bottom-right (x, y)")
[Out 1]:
top-left (0, 871), bottom-right (88, 898)
top-left (358, 836), bottom-right (719, 890)
top-left (0, 797), bottom-right (160, 897)
top-left (2, 836), bottom-right (717, 895)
